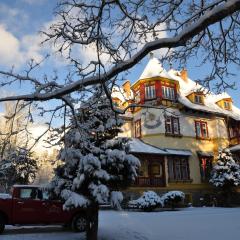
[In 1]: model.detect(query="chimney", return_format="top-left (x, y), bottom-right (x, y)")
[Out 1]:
top-left (180, 68), bottom-right (188, 82)
top-left (122, 80), bottom-right (131, 97)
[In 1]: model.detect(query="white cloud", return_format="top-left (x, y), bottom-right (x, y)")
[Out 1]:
top-left (0, 25), bottom-right (43, 67)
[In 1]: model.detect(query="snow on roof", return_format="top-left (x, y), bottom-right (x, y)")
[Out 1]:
top-left (111, 86), bottom-right (134, 102)
top-left (229, 144), bottom-right (240, 152)
top-left (129, 138), bottom-right (167, 155)
top-left (116, 57), bottom-right (240, 121)
top-left (165, 148), bottom-right (192, 156)
top-left (129, 138), bottom-right (192, 156)
top-left (138, 57), bottom-right (240, 120)
top-left (139, 56), bottom-right (172, 80)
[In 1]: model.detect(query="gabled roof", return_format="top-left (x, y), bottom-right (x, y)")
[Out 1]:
top-left (139, 57), bottom-right (172, 80)
top-left (137, 57), bottom-right (240, 121)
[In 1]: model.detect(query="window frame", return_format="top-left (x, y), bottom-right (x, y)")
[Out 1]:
top-left (168, 156), bottom-right (190, 181)
top-left (134, 119), bottom-right (141, 138)
top-left (162, 85), bottom-right (176, 101)
top-left (195, 120), bottom-right (209, 139)
top-left (224, 101), bottom-right (231, 110)
top-left (194, 94), bottom-right (203, 104)
top-left (165, 116), bottom-right (180, 136)
top-left (145, 84), bottom-right (156, 100)
top-left (199, 157), bottom-right (213, 182)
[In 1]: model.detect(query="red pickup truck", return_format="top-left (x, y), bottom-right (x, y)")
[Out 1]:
top-left (0, 185), bottom-right (87, 233)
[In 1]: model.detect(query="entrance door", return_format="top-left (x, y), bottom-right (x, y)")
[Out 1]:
top-left (147, 156), bottom-right (165, 186)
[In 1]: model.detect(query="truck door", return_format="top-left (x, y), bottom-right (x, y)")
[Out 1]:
top-left (41, 190), bottom-right (71, 224)
top-left (13, 187), bottom-right (47, 224)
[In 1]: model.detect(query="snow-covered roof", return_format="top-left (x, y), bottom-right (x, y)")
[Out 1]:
top-left (165, 148), bottom-right (192, 156)
top-left (129, 138), bottom-right (192, 156)
top-left (111, 86), bottom-right (134, 102)
top-left (229, 144), bottom-right (240, 152)
top-left (139, 56), bottom-right (172, 80)
top-left (129, 138), bottom-right (166, 155)
top-left (135, 57), bottom-right (240, 121)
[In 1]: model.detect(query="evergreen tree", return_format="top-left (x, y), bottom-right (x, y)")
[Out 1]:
top-left (0, 147), bottom-right (38, 190)
top-left (209, 149), bottom-right (240, 206)
top-left (49, 88), bottom-right (140, 240)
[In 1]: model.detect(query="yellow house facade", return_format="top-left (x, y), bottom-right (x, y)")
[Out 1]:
top-left (113, 56), bottom-right (240, 205)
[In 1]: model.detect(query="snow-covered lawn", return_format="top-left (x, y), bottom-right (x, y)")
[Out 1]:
top-left (2, 207), bottom-right (240, 240)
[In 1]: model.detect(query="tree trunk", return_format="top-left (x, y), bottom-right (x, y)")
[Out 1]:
top-left (86, 206), bottom-right (99, 240)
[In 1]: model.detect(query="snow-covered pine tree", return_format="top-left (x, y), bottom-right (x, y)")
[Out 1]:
top-left (209, 148), bottom-right (240, 206)
top-left (0, 147), bottom-right (38, 190)
top-left (49, 88), bottom-right (140, 240)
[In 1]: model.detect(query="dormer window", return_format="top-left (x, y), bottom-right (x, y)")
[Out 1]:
top-left (224, 101), bottom-right (231, 110)
top-left (145, 84), bottom-right (156, 100)
top-left (194, 94), bottom-right (203, 104)
top-left (216, 98), bottom-right (232, 111)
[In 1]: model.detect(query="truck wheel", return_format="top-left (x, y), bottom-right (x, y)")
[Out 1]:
top-left (72, 214), bottom-right (87, 232)
top-left (0, 216), bottom-right (5, 234)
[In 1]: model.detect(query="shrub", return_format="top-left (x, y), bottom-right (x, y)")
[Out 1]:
top-left (162, 191), bottom-right (185, 210)
top-left (128, 191), bottom-right (163, 211)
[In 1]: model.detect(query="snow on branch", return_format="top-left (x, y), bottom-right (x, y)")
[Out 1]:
top-left (0, 0), bottom-right (240, 102)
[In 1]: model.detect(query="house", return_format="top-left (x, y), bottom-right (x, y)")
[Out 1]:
top-left (113, 55), bottom-right (240, 205)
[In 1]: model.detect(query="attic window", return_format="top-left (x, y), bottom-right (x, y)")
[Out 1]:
top-left (194, 95), bottom-right (203, 104)
top-left (224, 101), bottom-right (231, 110)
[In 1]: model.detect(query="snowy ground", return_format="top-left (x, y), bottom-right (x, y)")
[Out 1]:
top-left (2, 207), bottom-right (240, 240)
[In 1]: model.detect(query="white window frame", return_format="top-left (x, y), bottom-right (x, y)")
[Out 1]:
top-left (145, 85), bottom-right (156, 100)
top-left (165, 116), bottom-right (180, 135)
top-left (194, 95), bottom-right (203, 104)
top-left (224, 101), bottom-right (231, 110)
top-left (162, 86), bottom-right (175, 100)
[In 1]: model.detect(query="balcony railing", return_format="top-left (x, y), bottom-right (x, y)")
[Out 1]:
top-left (133, 177), bottom-right (165, 187)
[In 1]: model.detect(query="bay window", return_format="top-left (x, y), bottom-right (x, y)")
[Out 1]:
top-left (162, 86), bottom-right (175, 100)
top-left (145, 85), bottom-right (156, 100)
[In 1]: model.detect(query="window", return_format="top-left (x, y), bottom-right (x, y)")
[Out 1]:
top-left (162, 86), bottom-right (175, 100)
top-left (195, 121), bottom-right (208, 139)
top-left (168, 156), bottom-right (190, 181)
top-left (135, 90), bottom-right (140, 103)
top-left (150, 164), bottom-right (162, 176)
top-left (145, 85), bottom-right (156, 100)
top-left (134, 119), bottom-right (141, 138)
top-left (224, 101), bottom-right (231, 110)
top-left (165, 116), bottom-right (180, 135)
top-left (194, 95), bottom-right (203, 104)
top-left (20, 188), bottom-right (42, 200)
top-left (199, 157), bottom-right (213, 182)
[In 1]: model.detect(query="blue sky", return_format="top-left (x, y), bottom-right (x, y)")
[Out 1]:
top-left (0, 0), bottom-right (239, 111)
